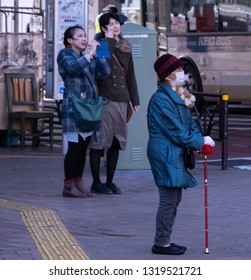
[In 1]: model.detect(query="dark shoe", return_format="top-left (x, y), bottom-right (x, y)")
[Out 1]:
top-left (171, 242), bottom-right (187, 251)
top-left (106, 183), bottom-right (122, 194)
top-left (90, 183), bottom-right (113, 195)
top-left (151, 244), bottom-right (185, 255)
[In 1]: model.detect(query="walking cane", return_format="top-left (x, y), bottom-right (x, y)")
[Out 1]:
top-left (202, 144), bottom-right (213, 254)
top-left (204, 153), bottom-right (209, 254)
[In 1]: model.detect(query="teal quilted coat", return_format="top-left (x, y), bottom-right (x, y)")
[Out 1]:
top-left (147, 82), bottom-right (204, 188)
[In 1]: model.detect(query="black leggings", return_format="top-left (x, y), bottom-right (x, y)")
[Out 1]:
top-left (64, 134), bottom-right (90, 180)
top-left (90, 137), bottom-right (120, 184)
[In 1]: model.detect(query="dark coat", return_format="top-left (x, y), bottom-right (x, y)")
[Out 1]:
top-left (97, 37), bottom-right (140, 107)
top-left (147, 82), bottom-right (204, 188)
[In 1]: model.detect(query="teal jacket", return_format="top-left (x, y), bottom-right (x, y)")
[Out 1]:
top-left (147, 82), bottom-right (204, 188)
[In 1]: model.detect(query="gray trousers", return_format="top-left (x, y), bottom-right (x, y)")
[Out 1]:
top-left (154, 187), bottom-right (182, 246)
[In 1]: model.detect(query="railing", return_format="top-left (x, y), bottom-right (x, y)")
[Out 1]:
top-left (191, 91), bottom-right (229, 170)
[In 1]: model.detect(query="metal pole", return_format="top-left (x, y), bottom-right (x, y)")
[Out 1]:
top-left (220, 94), bottom-right (229, 170)
top-left (14, 0), bottom-right (19, 33)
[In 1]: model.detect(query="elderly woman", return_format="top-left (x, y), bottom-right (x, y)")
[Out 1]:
top-left (147, 53), bottom-right (215, 255)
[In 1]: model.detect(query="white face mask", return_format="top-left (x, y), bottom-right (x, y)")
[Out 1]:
top-left (174, 71), bottom-right (186, 86)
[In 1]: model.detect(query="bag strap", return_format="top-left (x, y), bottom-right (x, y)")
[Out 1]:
top-left (112, 53), bottom-right (126, 79)
top-left (112, 53), bottom-right (132, 113)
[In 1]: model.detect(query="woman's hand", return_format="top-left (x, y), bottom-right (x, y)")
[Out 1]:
top-left (133, 105), bottom-right (140, 112)
top-left (87, 40), bottom-right (100, 58)
top-left (203, 136), bottom-right (215, 147)
top-left (104, 25), bottom-right (114, 38)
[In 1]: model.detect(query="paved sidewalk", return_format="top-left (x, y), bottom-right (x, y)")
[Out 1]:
top-left (0, 144), bottom-right (251, 260)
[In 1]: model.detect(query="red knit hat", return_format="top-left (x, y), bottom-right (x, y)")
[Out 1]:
top-left (154, 53), bottom-right (187, 82)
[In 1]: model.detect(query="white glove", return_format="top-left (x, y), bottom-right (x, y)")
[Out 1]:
top-left (204, 136), bottom-right (215, 147)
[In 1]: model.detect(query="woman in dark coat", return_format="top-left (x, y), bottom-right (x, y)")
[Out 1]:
top-left (147, 53), bottom-right (215, 255)
top-left (89, 13), bottom-right (140, 195)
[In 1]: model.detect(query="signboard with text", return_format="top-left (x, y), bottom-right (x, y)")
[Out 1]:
top-left (45, 0), bottom-right (87, 99)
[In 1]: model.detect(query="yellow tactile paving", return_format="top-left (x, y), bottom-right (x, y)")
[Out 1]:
top-left (0, 198), bottom-right (42, 212)
top-left (0, 198), bottom-right (89, 260)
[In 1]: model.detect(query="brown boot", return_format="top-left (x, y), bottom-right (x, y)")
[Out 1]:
top-left (63, 179), bottom-right (89, 198)
top-left (75, 178), bottom-right (92, 197)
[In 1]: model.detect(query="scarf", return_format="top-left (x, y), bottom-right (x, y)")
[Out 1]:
top-left (166, 79), bottom-right (196, 109)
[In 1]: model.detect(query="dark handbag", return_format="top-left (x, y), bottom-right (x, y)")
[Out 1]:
top-left (127, 102), bottom-right (133, 123)
top-left (183, 148), bottom-right (195, 170)
top-left (70, 95), bottom-right (103, 132)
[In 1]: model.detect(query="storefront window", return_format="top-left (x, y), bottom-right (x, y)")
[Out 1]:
top-left (170, 0), bottom-right (251, 33)
top-left (122, 0), bottom-right (142, 25)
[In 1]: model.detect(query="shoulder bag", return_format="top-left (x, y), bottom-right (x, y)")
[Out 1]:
top-left (175, 104), bottom-right (196, 170)
top-left (183, 148), bottom-right (195, 170)
top-left (70, 95), bottom-right (103, 132)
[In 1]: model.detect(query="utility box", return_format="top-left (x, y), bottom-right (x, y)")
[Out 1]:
top-left (117, 23), bottom-right (157, 169)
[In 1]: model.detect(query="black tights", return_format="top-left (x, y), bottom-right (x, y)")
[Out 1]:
top-left (90, 137), bottom-right (120, 184)
top-left (64, 135), bottom-right (90, 180)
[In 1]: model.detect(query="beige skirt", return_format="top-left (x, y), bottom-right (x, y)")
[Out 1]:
top-left (89, 100), bottom-right (128, 150)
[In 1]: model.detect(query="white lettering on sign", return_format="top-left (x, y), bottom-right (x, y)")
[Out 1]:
top-left (123, 34), bottom-right (149, 38)
top-left (198, 36), bottom-right (232, 46)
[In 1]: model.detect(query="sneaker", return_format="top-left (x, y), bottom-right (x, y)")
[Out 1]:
top-left (151, 244), bottom-right (185, 255)
top-left (106, 183), bottom-right (122, 194)
top-left (90, 183), bottom-right (113, 195)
